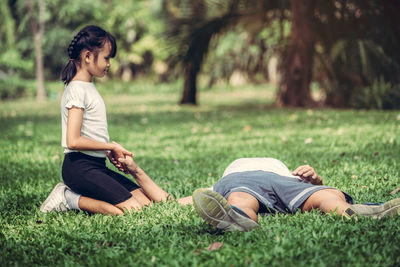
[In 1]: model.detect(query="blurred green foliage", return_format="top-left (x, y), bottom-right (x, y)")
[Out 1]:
top-left (163, 0), bottom-right (400, 108)
top-left (1, 0), bottom-right (169, 99)
top-left (0, 0), bottom-right (399, 109)
top-left (203, 21), bottom-right (291, 86)
top-left (314, 0), bottom-right (400, 109)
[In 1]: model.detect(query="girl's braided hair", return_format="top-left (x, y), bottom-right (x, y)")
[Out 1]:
top-left (61, 25), bottom-right (117, 84)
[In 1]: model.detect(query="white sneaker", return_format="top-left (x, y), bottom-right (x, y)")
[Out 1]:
top-left (40, 182), bottom-right (70, 213)
top-left (192, 188), bottom-right (259, 232)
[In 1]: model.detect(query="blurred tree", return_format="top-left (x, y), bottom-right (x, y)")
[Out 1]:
top-left (167, 0), bottom-right (400, 108)
top-left (43, 0), bottom-right (103, 79)
top-left (180, 0), bottom-right (205, 104)
top-left (202, 16), bottom-right (290, 87)
top-left (2, 0), bottom-right (399, 108)
top-left (0, 1), bottom-right (16, 50)
top-left (107, 0), bottom-right (169, 80)
top-left (27, 0), bottom-right (46, 100)
top-left (1, 0), bottom-right (169, 90)
top-left (314, 0), bottom-right (400, 108)
top-left (278, 0), bottom-right (317, 107)
top-left (0, 0), bottom-right (33, 99)
top-left (166, 0), bottom-right (289, 105)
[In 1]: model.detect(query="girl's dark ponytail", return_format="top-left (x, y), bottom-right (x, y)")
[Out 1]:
top-left (61, 32), bottom-right (84, 84)
top-left (61, 25), bottom-right (117, 85)
top-left (61, 60), bottom-right (76, 85)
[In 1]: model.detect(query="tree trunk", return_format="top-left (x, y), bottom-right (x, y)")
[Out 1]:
top-left (278, 0), bottom-right (317, 107)
top-left (0, 1), bottom-right (16, 49)
top-left (180, 0), bottom-right (204, 105)
top-left (180, 63), bottom-right (198, 104)
top-left (27, 0), bottom-right (46, 101)
top-left (383, 0), bottom-right (400, 47)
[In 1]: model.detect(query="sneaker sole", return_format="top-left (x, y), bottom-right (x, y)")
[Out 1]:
top-left (348, 198), bottom-right (400, 219)
top-left (192, 188), bottom-right (259, 231)
top-left (373, 197), bottom-right (400, 218)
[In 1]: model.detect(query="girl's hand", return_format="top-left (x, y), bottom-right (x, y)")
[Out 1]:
top-left (111, 141), bottom-right (133, 159)
top-left (106, 151), bottom-right (125, 172)
top-left (118, 155), bottom-right (139, 174)
top-left (292, 165), bottom-right (323, 185)
top-left (110, 141), bottom-right (133, 173)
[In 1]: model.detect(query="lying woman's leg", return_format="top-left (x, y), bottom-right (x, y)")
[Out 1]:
top-left (301, 189), bottom-right (350, 215)
top-left (227, 191), bottom-right (260, 222)
top-left (302, 189), bottom-right (400, 219)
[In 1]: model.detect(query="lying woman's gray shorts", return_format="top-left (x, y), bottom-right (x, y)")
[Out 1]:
top-left (213, 170), bottom-right (353, 214)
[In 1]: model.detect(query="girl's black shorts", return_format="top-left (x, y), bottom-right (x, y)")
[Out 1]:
top-left (62, 152), bottom-right (140, 205)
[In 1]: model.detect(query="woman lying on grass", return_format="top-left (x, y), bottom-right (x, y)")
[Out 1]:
top-left (192, 158), bottom-right (400, 232)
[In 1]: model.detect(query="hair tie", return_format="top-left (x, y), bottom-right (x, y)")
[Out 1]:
top-left (69, 58), bottom-right (74, 62)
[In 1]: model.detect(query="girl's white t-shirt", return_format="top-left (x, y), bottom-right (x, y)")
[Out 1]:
top-left (61, 80), bottom-right (109, 158)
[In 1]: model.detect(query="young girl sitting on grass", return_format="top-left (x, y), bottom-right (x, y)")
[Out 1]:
top-left (40, 25), bottom-right (178, 215)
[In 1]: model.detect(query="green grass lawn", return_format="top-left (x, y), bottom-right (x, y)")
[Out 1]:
top-left (1, 81), bottom-right (400, 266)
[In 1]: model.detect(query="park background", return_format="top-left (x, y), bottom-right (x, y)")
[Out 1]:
top-left (1, 0), bottom-right (400, 266)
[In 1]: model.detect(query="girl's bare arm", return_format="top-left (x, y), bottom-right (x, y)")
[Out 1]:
top-left (66, 106), bottom-right (132, 160)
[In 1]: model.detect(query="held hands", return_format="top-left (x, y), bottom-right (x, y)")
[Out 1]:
top-left (117, 155), bottom-right (138, 174)
top-left (291, 165), bottom-right (323, 185)
top-left (107, 141), bottom-right (133, 173)
top-left (107, 152), bottom-right (138, 174)
top-left (111, 141), bottom-right (132, 159)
